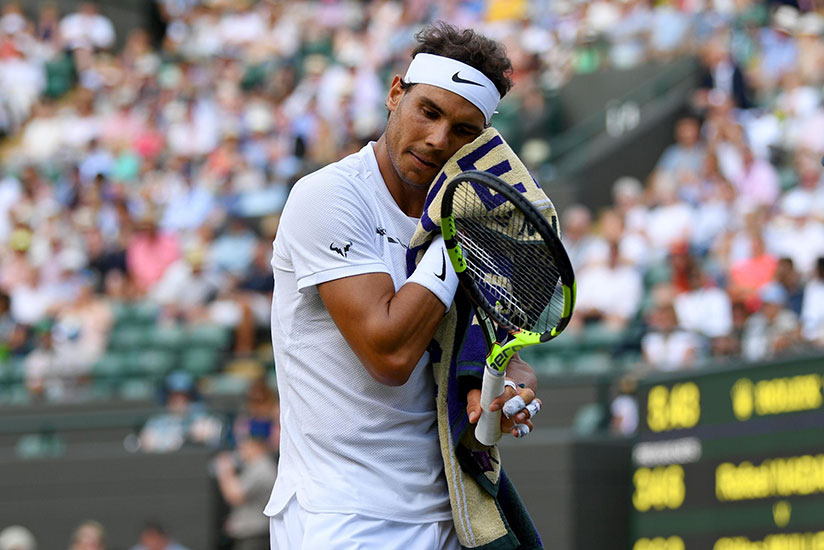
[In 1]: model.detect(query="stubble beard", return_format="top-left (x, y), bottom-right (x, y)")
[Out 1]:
top-left (385, 110), bottom-right (436, 193)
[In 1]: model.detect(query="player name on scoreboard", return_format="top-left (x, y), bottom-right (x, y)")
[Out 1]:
top-left (628, 354), bottom-right (824, 550)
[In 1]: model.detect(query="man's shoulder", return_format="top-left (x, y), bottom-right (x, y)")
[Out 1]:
top-left (293, 145), bottom-right (374, 195)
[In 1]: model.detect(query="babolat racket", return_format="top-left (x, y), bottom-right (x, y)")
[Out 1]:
top-left (440, 170), bottom-right (576, 446)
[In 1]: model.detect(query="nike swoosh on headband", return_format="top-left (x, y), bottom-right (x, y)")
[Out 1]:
top-left (451, 72), bottom-right (484, 87)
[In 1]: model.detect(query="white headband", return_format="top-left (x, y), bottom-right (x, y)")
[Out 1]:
top-left (403, 53), bottom-right (501, 124)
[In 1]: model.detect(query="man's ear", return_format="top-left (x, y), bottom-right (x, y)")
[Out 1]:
top-left (386, 75), bottom-right (404, 112)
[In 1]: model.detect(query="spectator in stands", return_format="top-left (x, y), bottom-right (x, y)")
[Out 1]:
top-left (560, 204), bottom-right (602, 270)
top-left (150, 243), bottom-right (223, 323)
top-left (225, 239), bottom-right (277, 355)
top-left (731, 143), bottom-right (780, 207)
top-left (126, 211), bottom-right (181, 293)
top-left (645, 174), bottom-right (694, 261)
top-left (775, 71), bottom-right (820, 130)
top-left (0, 8), bottom-right (46, 133)
top-left (713, 207), bottom-right (763, 277)
top-left (674, 263), bottom-right (733, 344)
top-left (774, 257), bottom-right (805, 316)
top-left (237, 239), bottom-right (276, 296)
top-left (767, 192), bottom-right (824, 278)
top-left (611, 176), bottom-right (649, 245)
top-left (755, 5), bottom-right (800, 93)
top-left (159, 175), bottom-right (216, 232)
top-left (654, 114), bottom-right (706, 179)
top-left (780, 148), bottom-right (824, 222)
top-left (641, 285), bottom-right (703, 371)
top-left (741, 282), bottom-right (802, 361)
top-left (209, 217), bottom-right (258, 277)
top-left (9, 264), bottom-right (57, 328)
top-left (0, 3), bottom-right (26, 37)
top-left (705, 112), bottom-right (746, 187)
top-left (695, 37), bottom-right (752, 111)
top-left (51, 275), bottom-right (112, 368)
top-left (795, 12), bottom-right (824, 87)
top-left (34, 2), bottom-right (61, 51)
top-left (728, 231), bottom-right (777, 309)
top-left (59, 2), bottom-right (115, 52)
top-left (232, 375), bottom-right (280, 454)
top-left (595, 207), bottom-right (649, 270)
top-left (68, 520), bottom-right (106, 550)
top-left (691, 174), bottom-right (736, 258)
top-left (23, 320), bottom-right (88, 402)
top-left (648, 1), bottom-right (692, 60)
top-left (129, 521), bottom-right (189, 550)
top-left (609, 375), bottom-right (638, 436)
top-left (573, 241), bottom-right (643, 331)
top-left (711, 300), bottom-right (750, 359)
top-left (801, 257), bottom-right (824, 346)
top-left (667, 241), bottom-right (698, 295)
top-left (213, 419), bottom-right (277, 550)
top-left (139, 371), bottom-right (223, 453)
top-left (0, 525), bottom-right (36, 550)
top-left (83, 227), bottom-right (127, 286)
top-left (605, 0), bottom-right (652, 70)
top-left (1, 228), bottom-right (35, 294)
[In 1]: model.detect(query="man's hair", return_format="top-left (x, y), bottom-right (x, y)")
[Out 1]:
top-left (406, 21), bottom-right (513, 99)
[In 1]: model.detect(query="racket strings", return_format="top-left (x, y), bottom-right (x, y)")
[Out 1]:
top-left (454, 198), bottom-right (565, 335)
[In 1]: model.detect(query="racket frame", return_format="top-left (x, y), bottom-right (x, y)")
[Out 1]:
top-left (439, 170), bottom-right (576, 446)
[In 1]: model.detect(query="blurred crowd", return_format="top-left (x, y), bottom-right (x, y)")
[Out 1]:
top-left (0, 0), bottom-right (822, 409)
top-left (0, 369), bottom-right (280, 550)
top-left (0, 518), bottom-right (193, 550)
top-left (568, 0), bottom-right (824, 376)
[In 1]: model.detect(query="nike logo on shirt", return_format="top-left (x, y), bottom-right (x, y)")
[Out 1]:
top-left (451, 72), bottom-right (484, 87)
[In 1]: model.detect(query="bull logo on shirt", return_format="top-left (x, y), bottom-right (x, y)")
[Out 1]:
top-left (330, 241), bottom-right (353, 257)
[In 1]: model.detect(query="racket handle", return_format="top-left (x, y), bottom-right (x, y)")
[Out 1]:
top-left (476, 367), bottom-right (506, 446)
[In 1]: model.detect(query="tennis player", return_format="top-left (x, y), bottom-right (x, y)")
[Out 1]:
top-left (266, 22), bottom-right (541, 549)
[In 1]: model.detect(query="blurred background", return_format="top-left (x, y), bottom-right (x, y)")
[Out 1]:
top-left (0, 0), bottom-right (823, 549)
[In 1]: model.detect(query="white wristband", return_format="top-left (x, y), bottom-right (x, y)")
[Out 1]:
top-left (406, 234), bottom-right (459, 308)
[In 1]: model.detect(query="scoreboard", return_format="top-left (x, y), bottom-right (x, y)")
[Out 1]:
top-left (629, 353), bottom-right (824, 550)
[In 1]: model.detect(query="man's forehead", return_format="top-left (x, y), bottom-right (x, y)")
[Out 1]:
top-left (406, 83), bottom-right (486, 127)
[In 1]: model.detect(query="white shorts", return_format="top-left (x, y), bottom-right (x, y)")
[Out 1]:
top-left (269, 494), bottom-right (459, 550)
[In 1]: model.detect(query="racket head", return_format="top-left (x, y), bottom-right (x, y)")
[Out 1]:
top-left (440, 170), bottom-right (575, 343)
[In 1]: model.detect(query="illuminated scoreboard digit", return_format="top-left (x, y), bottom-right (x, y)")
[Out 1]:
top-left (646, 382), bottom-right (701, 433)
top-left (629, 355), bottom-right (824, 549)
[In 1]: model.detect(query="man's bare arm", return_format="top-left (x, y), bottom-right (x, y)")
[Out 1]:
top-left (319, 272), bottom-right (447, 386)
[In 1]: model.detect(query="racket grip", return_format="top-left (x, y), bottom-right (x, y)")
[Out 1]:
top-left (475, 367), bottom-right (506, 446)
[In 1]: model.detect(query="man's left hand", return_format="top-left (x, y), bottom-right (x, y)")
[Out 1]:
top-left (466, 353), bottom-right (540, 439)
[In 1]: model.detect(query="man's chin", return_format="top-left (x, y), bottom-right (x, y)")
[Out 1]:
top-left (401, 174), bottom-right (437, 191)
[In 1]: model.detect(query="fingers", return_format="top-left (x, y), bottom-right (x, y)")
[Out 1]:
top-left (512, 422), bottom-right (532, 439)
top-left (525, 399), bottom-right (541, 418)
top-left (490, 384), bottom-right (533, 414)
top-left (466, 388), bottom-right (481, 424)
top-left (502, 395), bottom-right (526, 418)
top-left (504, 391), bottom-right (541, 439)
top-left (467, 383), bottom-right (541, 442)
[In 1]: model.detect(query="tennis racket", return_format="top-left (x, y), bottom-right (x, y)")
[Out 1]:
top-left (440, 170), bottom-right (576, 446)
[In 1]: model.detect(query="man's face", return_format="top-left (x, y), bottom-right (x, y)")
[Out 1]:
top-left (676, 118), bottom-right (699, 147)
top-left (140, 529), bottom-right (167, 550)
top-left (383, 77), bottom-right (486, 190)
